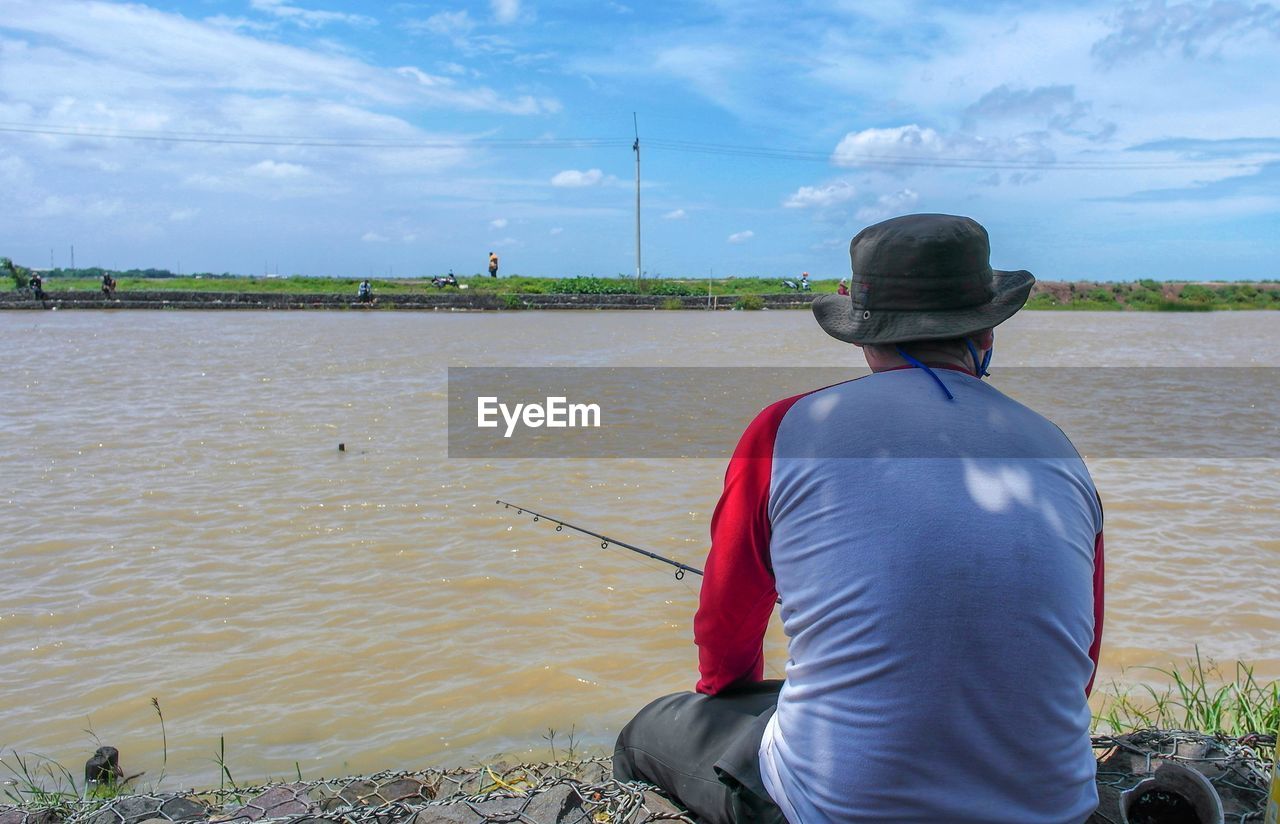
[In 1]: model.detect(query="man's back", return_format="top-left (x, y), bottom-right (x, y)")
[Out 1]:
top-left (759, 368), bottom-right (1102, 823)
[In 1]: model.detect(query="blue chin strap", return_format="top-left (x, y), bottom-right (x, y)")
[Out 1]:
top-left (895, 347), bottom-right (954, 401)
top-left (896, 338), bottom-right (993, 402)
top-left (964, 339), bottom-right (992, 379)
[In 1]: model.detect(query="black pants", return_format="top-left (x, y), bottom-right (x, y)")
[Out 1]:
top-left (613, 680), bottom-right (787, 824)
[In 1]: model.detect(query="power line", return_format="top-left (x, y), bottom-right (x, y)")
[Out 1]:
top-left (0, 121), bottom-right (1265, 171)
top-left (0, 123), bottom-right (626, 150)
top-left (643, 137), bottom-right (1263, 170)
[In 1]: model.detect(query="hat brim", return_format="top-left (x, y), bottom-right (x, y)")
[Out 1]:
top-left (812, 269), bottom-right (1035, 345)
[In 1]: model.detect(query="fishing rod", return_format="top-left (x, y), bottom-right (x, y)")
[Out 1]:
top-left (495, 500), bottom-right (704, 580)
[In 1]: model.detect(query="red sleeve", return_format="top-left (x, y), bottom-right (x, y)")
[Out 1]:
top-left (694, 394), bottom-right (805, 695)
top-left (1085, 529), bottom-right (1104, 697)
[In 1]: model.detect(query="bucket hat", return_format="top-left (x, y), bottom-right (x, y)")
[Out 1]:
top-left (812, 213), bottom-right (1034, 344)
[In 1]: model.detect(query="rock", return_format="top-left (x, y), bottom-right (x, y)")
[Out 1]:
top-left (640, 790), bottom-right (686, 818)
top-left (216, 786), bottom-right (312, 822)
top-left (522, 785), bottom-right (589, 823)
top-left (404, 785), bottom-right (585, 824)
top-left (335, 780), bottom-right (379, 806)
top-left (0, 812), bottom-right (61, 824)
top-left (87, 796), bottom-right (161, 824)
top-left (159, 798), bottom-right (206, 821)
top-left (375, 778), bottom-right (433, 804)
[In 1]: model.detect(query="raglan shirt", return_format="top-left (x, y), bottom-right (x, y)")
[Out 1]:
top-left (694, 367), bottom-right (1104, 824)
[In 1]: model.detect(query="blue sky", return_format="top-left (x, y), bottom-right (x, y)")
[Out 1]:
top-left (1, 0), bottom-right (1278, 280)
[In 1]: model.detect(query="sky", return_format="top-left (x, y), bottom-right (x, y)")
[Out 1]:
top-left (1, 0), bottom-right (1278, 280)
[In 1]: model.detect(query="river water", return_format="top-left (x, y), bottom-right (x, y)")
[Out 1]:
top-left (1, 309), bottom-right (1276, 789)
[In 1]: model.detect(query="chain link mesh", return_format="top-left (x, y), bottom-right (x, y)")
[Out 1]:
top-left (3, 732), bottom-right (1274, 824)
top-left (1, 759), bottom-right (690, 824)
top-left (1089, 729), bottom-right (1275, 823)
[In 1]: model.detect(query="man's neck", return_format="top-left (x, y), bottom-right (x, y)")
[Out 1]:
top-left (864, 346), bottom-right (979, 375)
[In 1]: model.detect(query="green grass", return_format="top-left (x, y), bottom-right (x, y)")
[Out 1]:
top-left (2, 655), bottom-right (1274, 808)
top-left (9, 267), bottom-right (1280, 309)
top-left (0, 751), bottom-right (82, 807)
top-left (1092, 651), bottom-right (1280, 744)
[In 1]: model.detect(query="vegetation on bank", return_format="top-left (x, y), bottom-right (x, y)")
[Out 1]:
top-left (5, 264), bottom-right (1279, 309)
top-left (1091, 653), bottom-right (1279, 738)
top-left (2, 654), bottom-right (1275, 807)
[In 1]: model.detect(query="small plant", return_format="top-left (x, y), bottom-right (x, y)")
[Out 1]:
top-left (1092, 650), bottom-right (1280, 742)
top-left (660, 297), bottom-right (684, 310)
top-left (152, 697), bottom-right (167, 789)
top-left (736, 295), bottom-right (765, 311)
top-left (646, 280), bottom-right (697, 296)
top-left (1178, 283), bottom-right (1216, 304)
top-left (549, 276), bottom-right (636, 295)
top-left (214, 735), bottom-right (239, 796)
top-left (1, 751), bottom-right (80, 807)
top-left (501, 293), bottom-right (526, 310)
top-left (2, 257), bottom-right (32, 290)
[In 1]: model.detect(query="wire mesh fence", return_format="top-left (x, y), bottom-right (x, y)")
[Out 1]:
top-left (1, 758), bottom-right (690, 824)
top-left (1089, 729), bottom-right (1274, 823)
top-left (2, 731), bottom-right (1274, 824)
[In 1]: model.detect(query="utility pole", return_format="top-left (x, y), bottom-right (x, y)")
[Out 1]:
top-left (633, 113), bottom-right (641, 285)
top-left (70, 245), bottom-right (75, 272)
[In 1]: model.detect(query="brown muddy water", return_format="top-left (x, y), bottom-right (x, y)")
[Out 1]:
top-left (1, 310), bottom-right (1276, 788)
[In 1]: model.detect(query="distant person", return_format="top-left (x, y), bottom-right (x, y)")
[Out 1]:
top-left (488, 251), bottom-right (499, 278)
top-left (101, 273), bottom-right (116, 297)
top-left (357, 279), bottom-right (372, 303)
top-left (837, 278), bottom-right (849, 296)
top-left (799, 272), bottom-right (811, 291)
top-left (29, 272), bottom-right (45, 300)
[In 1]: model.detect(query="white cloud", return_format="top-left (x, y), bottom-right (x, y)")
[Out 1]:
top-left (784, 180), bottom-right (857, 209)
top-left (551, 168), bottom-right (604, 187)
top-left (1092, 0), bottom-right (1280, 65)
top-left (855, 189), bottom-right (920, 222)
top-left (204, 15), bottom-right (277, 33)
top-left (727, 230), bottom-right (754, 244)
top-left (361, 231), bottom-right (389, 242)
top-left (964, 84), bottom-right (1114, 141)
top-left (491, 0), bottom-right (521, 24)
top-left (249, 0), bottom-right (376, 29)
top-left (490, 218), bottom-right (509, 229)
top-left (662, 208), bottom-right (687, 219)
top-left (0, 154), bottom-right (32, 185)
top-left (397, 66), bottom-right (560, 114)
top-left (831, 124), bottom-right (1056, 171)
top-left (413, 10), bottom-right (474, 37)
top-left (549, 227), bottom-right (564, 235)
top-left (247, 160), bottom-right (309, 179)
top-left (169, 208), bottom-right (200, 222)
top-left (832, 125), bottom-right (953, 167)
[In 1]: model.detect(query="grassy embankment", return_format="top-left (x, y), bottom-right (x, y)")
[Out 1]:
top-left (12, 266), bottom-right (1280, 309)
top-left (2, 654), bottom-right (1276, 805)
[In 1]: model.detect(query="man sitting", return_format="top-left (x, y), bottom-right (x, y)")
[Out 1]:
top-left (614, 213), bottom-right (1104, 824)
